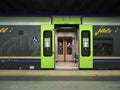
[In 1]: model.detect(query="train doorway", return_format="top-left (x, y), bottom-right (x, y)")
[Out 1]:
top-left (55, 25), bottom-right (79, 70)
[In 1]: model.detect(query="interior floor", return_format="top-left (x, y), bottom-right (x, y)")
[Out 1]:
top-left (56, 61), bottom-right (78, 70)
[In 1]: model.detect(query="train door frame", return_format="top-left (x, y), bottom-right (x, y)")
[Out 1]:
top-left (55, 25), bottom-right (79, 69)
top-left (41, 24), bottom-right (93, 70)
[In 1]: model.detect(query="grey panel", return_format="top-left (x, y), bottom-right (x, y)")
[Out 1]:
top-left (93, 25), bottom-right (120, 56)
top-left (0, 25), bottom-right (40, 56)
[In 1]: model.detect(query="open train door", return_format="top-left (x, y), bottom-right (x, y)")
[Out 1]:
top-left (79, 24), bottom-right (93, 69)
top-left (41, 25), bottom-right (55, 69)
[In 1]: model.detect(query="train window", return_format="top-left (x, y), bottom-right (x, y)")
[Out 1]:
top-left (94, 38), bottom-right (113, 56)
top-left (43, 31), bottom-right (52, 56)
top-left (18, 30), bottom-right (24, 35)
top-left (58, 39), bottom-right (63, 55)
top-left (81, 31), bottom-right (90, 56)
top-left (67, 39), bottom-right (72, 55)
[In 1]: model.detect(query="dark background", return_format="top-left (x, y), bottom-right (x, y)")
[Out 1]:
top-left (0, 0), bottom-right (120, 16)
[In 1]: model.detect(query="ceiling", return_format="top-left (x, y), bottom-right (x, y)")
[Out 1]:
top-left (0, 0), bottom-right (120, 16)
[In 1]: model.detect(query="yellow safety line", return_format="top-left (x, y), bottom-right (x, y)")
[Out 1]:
top-left (0, 71), bottom-right (120, 75)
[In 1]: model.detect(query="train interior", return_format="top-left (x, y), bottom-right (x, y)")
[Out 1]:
top-left (55, 25), bottom-right (79, 70)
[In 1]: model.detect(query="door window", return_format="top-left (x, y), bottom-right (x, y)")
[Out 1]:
top-left (58, 39), bottom-right (63, 55)
top-left (67, 39), bottom-right (72, 55)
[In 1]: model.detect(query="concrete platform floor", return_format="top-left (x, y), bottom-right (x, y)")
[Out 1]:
top-left (0, 70), bottom-right (120, 90)
top-left (0, 81), bottom-right (120, 90)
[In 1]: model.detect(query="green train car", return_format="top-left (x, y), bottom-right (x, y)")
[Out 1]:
top-left (0, 16), bottom-right (120, 70)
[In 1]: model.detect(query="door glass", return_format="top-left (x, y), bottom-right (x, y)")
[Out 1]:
top-left (43, 31), bottom-right (52, 56)
top-left (67, 39), bottom-right (72, 55)
top-left (82, 31), bottom-right (90, 56)
top-left (58, 38), bottom-right (63, 55)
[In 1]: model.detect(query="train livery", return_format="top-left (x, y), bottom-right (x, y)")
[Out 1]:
top-left (0, 16), bottom-right (120, 70)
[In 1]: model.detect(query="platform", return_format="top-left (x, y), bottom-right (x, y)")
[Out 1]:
top-left (0, 70), bottom-right (120, 90)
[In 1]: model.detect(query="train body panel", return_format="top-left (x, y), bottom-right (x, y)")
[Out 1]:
top-left (0, 16), bottom-right (120, 70)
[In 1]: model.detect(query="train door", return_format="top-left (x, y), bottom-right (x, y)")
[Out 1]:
top-left (79, 24), bottom-right (93, 69)
top-left (57, 37), bottom-right (73, 62)
top-left (41, 25), bottom-right (55, 69)
top-left (40, 24), bottom-right (93, 70)
top-left (55, 26), bottom-right (79, 69)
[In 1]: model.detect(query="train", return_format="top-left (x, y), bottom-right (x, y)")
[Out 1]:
top-left (0, 16), bottom-right (120, 70)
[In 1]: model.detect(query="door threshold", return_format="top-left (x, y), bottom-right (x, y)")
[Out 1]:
top-left (56, 67), bottom-right (78, 70)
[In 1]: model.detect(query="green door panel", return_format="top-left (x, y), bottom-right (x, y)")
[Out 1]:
top-left (41, 25), bottom-right (54, 69)
top-left (79, 24), bottom-right (93, 69)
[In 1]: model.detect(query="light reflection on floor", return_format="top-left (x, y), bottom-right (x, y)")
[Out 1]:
top-left (56, 61), bottom-right (78, 70)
